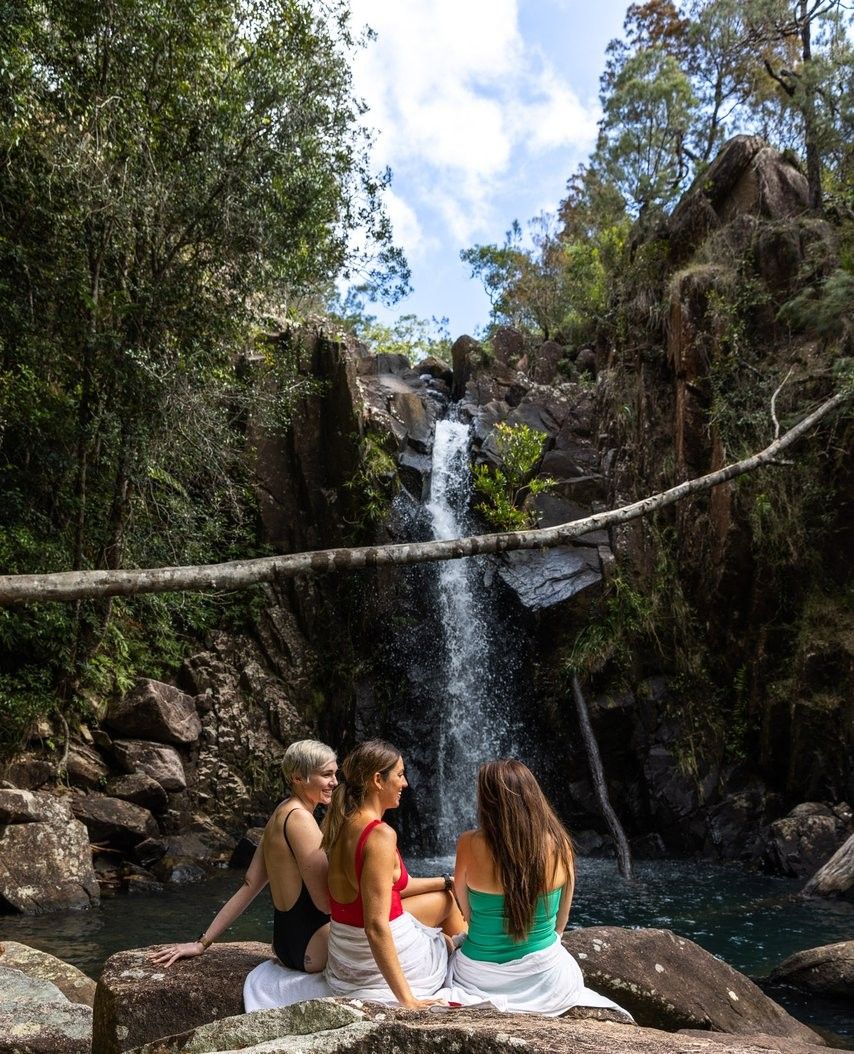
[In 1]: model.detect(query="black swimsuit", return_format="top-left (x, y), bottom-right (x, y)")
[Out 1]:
top-left (272, 809), bottom-right (330, 971)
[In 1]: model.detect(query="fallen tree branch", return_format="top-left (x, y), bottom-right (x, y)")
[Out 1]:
top-left (0, 390), bottom-right (848, 606)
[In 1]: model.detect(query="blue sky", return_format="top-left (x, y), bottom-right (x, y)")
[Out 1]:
top-left (348, 0), bottom-right (629, 337)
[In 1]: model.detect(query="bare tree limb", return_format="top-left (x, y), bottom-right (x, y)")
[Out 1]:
top-left (771, 367), bottom-right (794, 439)
top-left (0, 391), bottom-right (848, 606)
top-left (571, 673), bottom-right (633, 879)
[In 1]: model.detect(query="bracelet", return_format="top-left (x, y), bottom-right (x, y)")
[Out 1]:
top-left (196, 933), bottom-right (213, 950)
top-left (442, 873), bottom-right (453, 892)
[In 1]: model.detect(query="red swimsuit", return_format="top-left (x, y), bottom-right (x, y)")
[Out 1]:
top-left (329, 819), bottom-right (409, 926)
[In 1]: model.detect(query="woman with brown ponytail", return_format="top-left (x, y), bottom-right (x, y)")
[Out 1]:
top-left (322, 739), bottom-right (465, 1008)
top-left (448, 759), bottom-right (630, 1017)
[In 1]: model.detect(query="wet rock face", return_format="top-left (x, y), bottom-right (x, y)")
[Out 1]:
top-left (563, 927), bottom-right (822, 1045)
top-left (769, 940), bottom-right (854, 1000)
top-left (105, 680), bottom-right (202, 746)
top-left (0, 789), bottom-right (99, 913)
top-left (498, 548), bottom-right (601, 610)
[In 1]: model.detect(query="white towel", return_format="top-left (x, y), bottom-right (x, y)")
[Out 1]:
top-left (446, 935), bottom-right (632, 1017)
top-left (243, 958), bottom-right (332, 1012)
top-left (325, 912), bottom-right (449, 1002)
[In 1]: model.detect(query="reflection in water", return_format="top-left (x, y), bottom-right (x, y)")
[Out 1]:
top-left (1, 858), bottom-right (851, 1043)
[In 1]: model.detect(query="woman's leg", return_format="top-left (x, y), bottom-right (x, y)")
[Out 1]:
top-left (406, 891), bottom-right (466, 936)
top-left (303, 922), bottom-right (329, 974)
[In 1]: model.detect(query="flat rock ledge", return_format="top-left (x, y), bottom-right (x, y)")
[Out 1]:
top-left (95, 937), bottom-right (828, 1054)
top-left (125, 1001), bottom-right (829, 1054)
top-left (0, 940), bottom-right (97, 1006)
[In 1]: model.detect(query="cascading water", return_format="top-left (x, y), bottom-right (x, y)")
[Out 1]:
top-left (424, 414), bottom-right (516, 848)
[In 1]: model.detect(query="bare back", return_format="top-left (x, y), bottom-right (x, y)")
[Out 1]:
top-left (263, 800), bottom-right (317, 912)
top-left (327, 813), bottom-right (402, 904)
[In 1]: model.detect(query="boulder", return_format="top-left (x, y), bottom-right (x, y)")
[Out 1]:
top-left (0, 964), bottom-right (93, 1054)
top-left (769, 940), bottom-right (854, 1000)
top-left (120, 1000), bottom-right (828, 1054)
top-left (491, 325), bottom-right (525, 366)
top-left (763, 802), bottom-right (852, 877)
top-left (451, 335), bottom-right (479, 400)
top-left (390, 391), bottom-right (434, 453)
top-left (70, 793), bottom-right (159, 849)
top-left (0, 790), bottom-right (99, 913)
top-left (92, 942), bottom-right (272, 1054)
top-left (576, 347), bottom-right (598, 378)
top-left (0, 940), bottom-right (97, 1006)
top-left (106, 680), bottom-right (202, 746)
top-left (414, 356), bottom-right (452, 385)
top-left (66, 740), bottom-right (111, 789)
top-left (531, 340), bottom-right (565, 385)
top-left (498, 547), bottom-right (601, 610)
top-left (229, 826), bottom-right (265, 869)
top-left (1, 751), bottom-right (56, 789)
top-left (107, 773), bottom-right (170, 814)
top-left (113, 740), bottom-right (187, 792)
top-left (668, 135), bottom-right (809, 264)
top-left (563, 927), bottom-right (823, 1044)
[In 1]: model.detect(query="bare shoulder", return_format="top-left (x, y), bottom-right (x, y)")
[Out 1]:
top-left (456, 829), bottom-right (478, 852)
top-left (363, 821), bottom-right (397, 854)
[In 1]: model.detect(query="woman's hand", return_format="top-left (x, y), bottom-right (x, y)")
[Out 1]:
top-left (401, 996), bottom-right (447, 1009)
top-left (149, 942), bottom-right (205, 968)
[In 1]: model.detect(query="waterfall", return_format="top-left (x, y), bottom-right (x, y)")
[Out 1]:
top-left (424, 417), bottom-right (513, 849)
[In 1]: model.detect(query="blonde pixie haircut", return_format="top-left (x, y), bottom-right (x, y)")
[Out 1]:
top-left (281, 739), bottom-right (336, 787)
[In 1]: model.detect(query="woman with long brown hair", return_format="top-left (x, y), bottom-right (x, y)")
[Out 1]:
top-left (322, 739), bottom-right (465, 1007)
top-left (449, 759), bottom-right (628, 1016)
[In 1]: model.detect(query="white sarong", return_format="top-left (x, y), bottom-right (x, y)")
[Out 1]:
top-left (446, 935), bottom-right (632, 1018)
top-left (325, 912), bottom-right (448, 1002)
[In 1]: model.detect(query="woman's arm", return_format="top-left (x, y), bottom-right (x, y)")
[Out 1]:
top-left (399, 874), bottom-right (449, 899)
top-left (555, 867), bottom-right (574, 934)
top-left (453, 832), bottom-right (472, 922)
top-left (283, 808), bottom-right (330, 913)
top-left (360, 825), bottom-right (438, 1009)
top-left (149, 843), bottom-right (269, 967)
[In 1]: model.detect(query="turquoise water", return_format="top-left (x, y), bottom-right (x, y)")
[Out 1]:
top-left (1, 857), bottom-right (851, 1045)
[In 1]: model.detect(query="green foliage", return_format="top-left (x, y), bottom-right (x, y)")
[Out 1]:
top-left (345, 431), bottom-right (399, 535)
top-left (0, 0), bottom-right (407, 755)
top-left (778, 268), bottom-right (854, 346)
top-left (341, 312), bottom-right (452, 364)
top-left (472, 423), bottom-right (554, 530)
top-left (596, 45), bottom-right (698, 214)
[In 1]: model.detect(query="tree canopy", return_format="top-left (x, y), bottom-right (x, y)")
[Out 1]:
top-left (0, 0), bottom-right (406, 739)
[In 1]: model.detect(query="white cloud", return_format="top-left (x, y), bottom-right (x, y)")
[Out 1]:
top-left (348, 0), bottom-right (599, 249)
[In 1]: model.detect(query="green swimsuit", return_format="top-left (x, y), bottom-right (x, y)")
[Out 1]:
top-left (460, 887), bottom-right (562, 964)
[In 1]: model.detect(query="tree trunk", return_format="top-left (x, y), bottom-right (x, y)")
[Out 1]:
top-left (0, 390), bottom-right (847, 606)
top-left (800, 1), bottom-right (823, 212)
top-left (571, 673), bottom-right (633, 879)
top-left (802, 833), bottom-right (854, 897)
